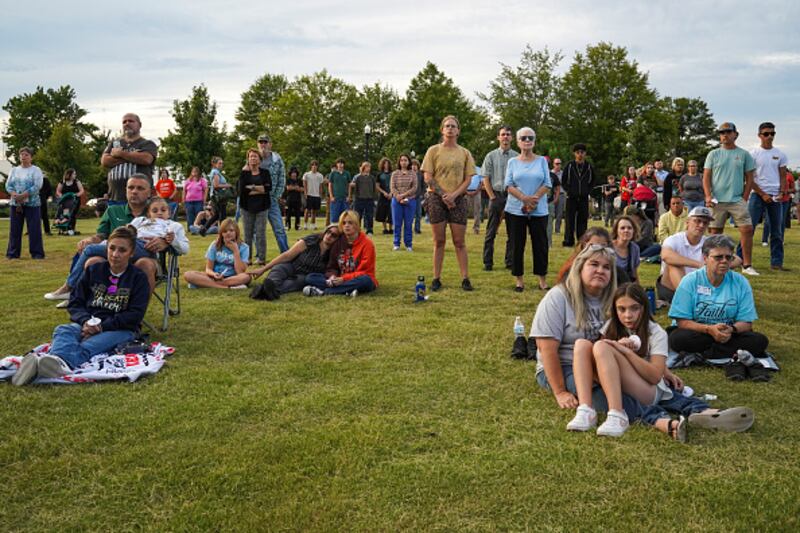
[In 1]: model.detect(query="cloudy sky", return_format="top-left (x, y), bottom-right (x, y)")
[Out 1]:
top-left (2, 1), bottom-right (799, 164)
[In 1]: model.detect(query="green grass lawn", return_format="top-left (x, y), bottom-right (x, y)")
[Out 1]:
top-left (1, 216), bottom-right (799, 531)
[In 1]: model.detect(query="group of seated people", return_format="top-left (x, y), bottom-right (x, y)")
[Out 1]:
top-left (531, 217), bottom-right (771, 440)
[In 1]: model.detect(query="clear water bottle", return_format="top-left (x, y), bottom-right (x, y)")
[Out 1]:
top-left (513, 316), bottom-right (525, 337)
top-left (112, 139), bottom-right (121, 149)
top-left (414, 276), bottom-right (427, 302)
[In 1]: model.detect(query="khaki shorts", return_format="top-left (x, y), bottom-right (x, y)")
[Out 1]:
top-left (710, 199), bottom-right (752, 228)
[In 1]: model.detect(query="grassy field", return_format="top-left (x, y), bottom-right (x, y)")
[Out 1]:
top-left (1, 216), bottom-right (799, 532)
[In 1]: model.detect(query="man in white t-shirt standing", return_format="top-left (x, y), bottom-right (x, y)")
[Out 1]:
top-left (657, 206), bottom-right (742, 302)
top-left (749, 122), bottom-right (789, 271)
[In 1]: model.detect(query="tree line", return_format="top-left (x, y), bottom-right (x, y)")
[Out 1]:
top-left (2, 42), bottom-right (719, 196)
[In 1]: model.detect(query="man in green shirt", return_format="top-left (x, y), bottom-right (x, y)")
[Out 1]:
top-left (703, 122), bottom-right (758, 275)
top-left (327, 158), bottom-right (351, 225)
top-left (44, 174), bottom-right (167, 303)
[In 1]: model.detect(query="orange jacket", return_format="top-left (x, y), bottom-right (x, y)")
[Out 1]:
top-left (325, 232), bottom-right (378, 286)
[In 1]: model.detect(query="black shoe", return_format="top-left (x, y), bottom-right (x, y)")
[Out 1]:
top-left (746, 364), bottom-right (772, 382)
top-left (514, 286), bottom-right (524, 293)
top-left (264, 279), bottom-right (280, 301)
top-left (562, 241), bottom-right (573, 247)
top-left (505, 264), bottom-right (512, 270)
top-left (431, 278), bottom-right (442, 291)
top-left (511, 336), bottom-right (529, 359)
top-left (461, 278), bottom-right (474, 291)
top-left (725, 361), bottom-right (747, 381)
top-left (483, 264), bottom-right (493, 272)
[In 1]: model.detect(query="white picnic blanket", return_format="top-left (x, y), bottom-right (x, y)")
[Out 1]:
top-left (0, 342), bottom-right (174, 384)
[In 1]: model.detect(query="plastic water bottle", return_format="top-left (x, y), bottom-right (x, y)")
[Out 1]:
top-left (414, 276), bottom-right (427, 302)
top-left (646, 287), bottom-right (656, 314)
top-left (513, 316), bottom-right (525, 337)
top-left (112, 139), bottom-right (121, 149)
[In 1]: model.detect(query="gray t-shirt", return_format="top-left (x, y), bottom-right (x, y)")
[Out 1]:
top-left (531, 285), bottom-right (605, 373)
top-left (104, 137), bottom-right (158, 202)
top-left (678, 173), bottom-right (704, 202)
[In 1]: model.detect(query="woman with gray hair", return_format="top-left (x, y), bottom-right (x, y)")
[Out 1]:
top-left (668, 234), bottom-right (771, 380)
top-left (503, 127), bottom-right (552, 291)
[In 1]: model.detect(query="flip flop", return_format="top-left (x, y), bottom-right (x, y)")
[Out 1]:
top-left (668, 416), bottom-right (688, 443)
top-left (688, 407), bottom-right (754, 433)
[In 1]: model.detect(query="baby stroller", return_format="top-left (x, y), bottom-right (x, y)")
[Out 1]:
top-left (54, 192), bottom-right (80, 236)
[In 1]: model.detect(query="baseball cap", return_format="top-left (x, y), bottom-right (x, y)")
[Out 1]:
top-left (688, 206), bottom-right (713, 219)
top-left (717, 122), bottom-right (737, 133)
top-left (257, 134), bottom-right (271, 143)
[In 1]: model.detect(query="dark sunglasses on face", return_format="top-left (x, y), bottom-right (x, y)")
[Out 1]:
top-left (519, 136), bottom-right (535, 142)
top-left (710, 254), bottom-right (734, 261)
top-left (760, 131), bottom-right (776, 137)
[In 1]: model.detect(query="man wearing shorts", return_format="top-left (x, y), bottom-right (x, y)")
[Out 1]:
top-left (703, 122), bottom-right (759, 276)
top-left (303, 160), bottom-right (324, 229)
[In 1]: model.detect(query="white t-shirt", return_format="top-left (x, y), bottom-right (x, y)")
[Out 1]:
top-left (750, 146), bottom-right (788, 196)
top-left (302, 172), bottom-right (325, 198)
top-left (660, 231), bottom-right (706, 277)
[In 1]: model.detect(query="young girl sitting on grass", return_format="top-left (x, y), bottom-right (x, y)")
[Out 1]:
top-left (183, 218), bottom-right (251, 289)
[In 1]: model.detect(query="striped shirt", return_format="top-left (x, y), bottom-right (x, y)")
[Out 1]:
top-left (390, 169), bottom-right (418, 197)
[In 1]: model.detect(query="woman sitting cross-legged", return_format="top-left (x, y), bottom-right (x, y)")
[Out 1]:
top-left (302, 210), bottom-right (377, 297)
top-left (183, 218), bottom-right (252, 289)
top-left (12, 226), bottom-right (151, 385)
top-left (248, 223), bottom-right (341, 300)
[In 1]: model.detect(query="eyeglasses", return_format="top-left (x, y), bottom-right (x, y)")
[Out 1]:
top-left (760, 131), bottom-right (776, 137)
top-left (519, 136), bottom-right (535, 142)
top-left (709, 254), bottom-right (734, 262)
top-left (107, 275), bottom-right (120, 295)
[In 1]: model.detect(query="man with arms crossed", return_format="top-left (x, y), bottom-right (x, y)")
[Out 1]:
top-left (102, 113), bottom-right (157, 206)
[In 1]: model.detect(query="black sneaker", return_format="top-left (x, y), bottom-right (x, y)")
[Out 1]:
top-left (746, 364), bottom-right (772, 382)
top-left (511, 336), bottom-right (529, 359)
top-left (431, 278), bottom-right (442, 291)
top-left (725, 361), bottom-right (747, 381)
top-left (461, 278), bottom-right (474, 291)
top-left (483, 264), bottom-right (493, 271)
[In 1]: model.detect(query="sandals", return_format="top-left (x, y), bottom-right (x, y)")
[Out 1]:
top-left (668, 416), bottom-right (688, 443)
top-left (688, 407), bottom-right (754, 433)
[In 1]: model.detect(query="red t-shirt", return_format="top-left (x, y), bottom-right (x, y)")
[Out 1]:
top-left (156, 178), bottom-right (176, 199)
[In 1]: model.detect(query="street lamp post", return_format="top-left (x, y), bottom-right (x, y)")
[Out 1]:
top-left (364, 124), bottom-right (371, 161)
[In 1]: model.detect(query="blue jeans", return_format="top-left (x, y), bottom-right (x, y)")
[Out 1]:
top-left (66, 242), bottom-right (151, 288)
top-left (329, 199), bottom-right (348, 226)
top-left (268, 200), bottom-right (289, 253)
top-left (354, 199), bottom-right (375, 234)
top-left (391, 198), bottom-right (416, 247)
top-left (748, 195), bottom-right (783, 266)
top-left (168, 201), bottom-right (178, 220)
top-left (50, 323), bottom-right (136, 369)
top-left (640, 243), bottom-right (662, 258)
top-left (305, 272), bottom-right (376, 295)
top-left (184, 201), bottom-right (203, 230)
top-left (684, 199), bottom-right (705, 212)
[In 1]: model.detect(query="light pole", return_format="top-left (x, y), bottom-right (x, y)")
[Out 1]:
top-left (364, 124), bottom-right (371, 162)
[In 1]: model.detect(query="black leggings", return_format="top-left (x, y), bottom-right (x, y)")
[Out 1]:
top-left (669, 328), bottom-right (769, 358)
top-left (506, 213), bottom-right (548, 277)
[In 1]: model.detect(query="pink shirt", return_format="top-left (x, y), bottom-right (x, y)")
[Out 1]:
top-left (183, 178), bottom-right (207, 202)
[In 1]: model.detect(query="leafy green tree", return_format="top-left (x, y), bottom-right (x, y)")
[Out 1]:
top-left (666, 97), bottom-right (717, 165)
top-left (233, 73), bottom-right (289, 142)
top-left (388, 62), bottom-right (491, 163)
top-left (2, 85), bottom-right (96, 161)
top-left (37, 122), bottom-right (101, 194)
top-left (554, 42), bottom-right (659, 178)
top-left (159, 85), bottom-right (226, 177)
top-left (357, 83), bottom-right (400, 161)
top-left (481, 45), bottom-right (563, 139)
top-left (621, 98), bottom-right (678, 171)
top-left (261, 70), bottom-right (363, 171)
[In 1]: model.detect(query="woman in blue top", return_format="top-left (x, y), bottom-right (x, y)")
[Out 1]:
top-left (504, 127), bottom-right (552, 291)
top-left (5, 147), bottom-right (45, 260)
top-left (183, 218), bottom-right (252, 289)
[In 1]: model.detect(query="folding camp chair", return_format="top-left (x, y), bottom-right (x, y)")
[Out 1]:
top-left (145, 248), bottom-right (181, 331)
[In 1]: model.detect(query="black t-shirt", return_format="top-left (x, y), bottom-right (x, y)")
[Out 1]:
top-left (286, 177), bottom-right (303, 204)
top-left (293, 234), bottom-right (329, 275)
top-left (603, 183), bottom-right (619, 199)
top-left (238, 169), bottom-right (272, 213)
top-left (61, 179), bottom-right (81, 195)
top-left (548, 172), bottom-right (561, 203)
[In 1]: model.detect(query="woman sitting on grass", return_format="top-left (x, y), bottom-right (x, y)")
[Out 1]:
top-left (248, 223), bottom-right (342, 300)
top-left (12, 226), bottom-right (150, 385)
top-left (302, 210), bottom-right (377, 297)
top-left (184, 218), bottom-right (251, 290)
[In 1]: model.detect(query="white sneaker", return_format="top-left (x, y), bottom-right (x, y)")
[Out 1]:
top-left (11, 354), bottom-right (39, 386)
top-left (597, 409), bottom-right (630, 437)
top-left (304, 224), bottom-right (308, 230)
top-left (406, 247), bottom-right (413, 252)
top-left (567, 404), bottom-right (597, 432)
top-left (303, 285), bottom-right (324, 297)
top-left (742, 266), bottom-right (760, 276)
top-left (56, 300), bottom-right (69, 308)
top-left (44, 290), bottom-right (70, 301)
top-left (38, 355), bottom-right (71, 378)
top-left (393, 246), bottom-right (400, 251)
top-left (761, 242), bottom-right (768, 247)
top-left (229, 284), bottom-right (248, 290)
top-left (348, 289), bottom-right (358, 298)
